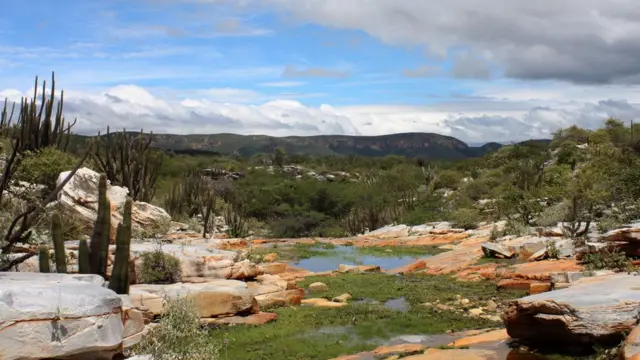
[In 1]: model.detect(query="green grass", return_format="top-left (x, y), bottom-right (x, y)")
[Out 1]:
top-left (209, 274), bottom-right (526, 360)
top-left (474, 256), bottom-right (522, 266)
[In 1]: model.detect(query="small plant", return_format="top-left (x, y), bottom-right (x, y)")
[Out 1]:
top-left (449, 208), bottom-right (481, 230)
top-left (501, 219), bottom-right (528, 237)
top-left (582, 248), bottom-right (631, 272)
top-left (489, 225), bottom-right (500, 242)
top-left (130, 296), bottom-right (221, 360)
top-left (140, 247), bottom-right (182, 284)
top-left (545, 240), bottom-right (560, 259)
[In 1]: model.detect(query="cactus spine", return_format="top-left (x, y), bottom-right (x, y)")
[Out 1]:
top-left (109, 198), bottom-right (132, 294)
top-left (90, 174), bottom-right (111, 277)
top-left (39, 245), bottom-right (50, 273)
top-left (51, 212), bottom-right (67, 273)
top-left (78, 239), bottom-right (91, 274)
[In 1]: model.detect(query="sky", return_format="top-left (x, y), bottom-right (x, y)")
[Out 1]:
top-left (2, 0), bottom-right (640, 144)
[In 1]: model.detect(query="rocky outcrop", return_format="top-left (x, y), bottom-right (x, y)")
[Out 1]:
top-left (55, 167), bottom-right (171, 238)
top-left (504, 273), bottom-right (640, 346)
top-left (0, 272), bottom-right (143, 360)
top-left (129, 280), bottom-right (258, 318)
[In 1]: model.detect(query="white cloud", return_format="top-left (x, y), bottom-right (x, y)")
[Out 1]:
top-left (258, 81), bottom-right (305, 87)
top-left (3, 81), bottom-right (639, 144)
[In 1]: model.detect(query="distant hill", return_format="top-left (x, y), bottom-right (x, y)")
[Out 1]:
top-left (71, 132), bottom-right (550, 160)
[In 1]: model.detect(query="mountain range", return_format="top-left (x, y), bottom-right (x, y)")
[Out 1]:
top-left (74, 132), bottom-right (549, 160)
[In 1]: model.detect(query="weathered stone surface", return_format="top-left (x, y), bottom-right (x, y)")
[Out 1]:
top-left (129, 280), bottom-right (257, 318)
top-left (332, 293), bottom-right (353, 303)
top-left (201, 312), bottom-right (278, 326)
top-left (56, 167), bottom-right (171, 238)
top-left (248, 274), bottom-right (305, 309)
top-left (420, 247), bottom-right (484, 275)
top-left (481, 242), bottom-right (514, 259)
top-left (448, 329), bottom-right (509, 348)
top-left (337, 264), bottom-right (381, 273)
top-left (372, 343), bottom-right (424, 357)
top-left (258, 262), bottom-right (288, 275)
top-left (504, 273), bottom-right (640, 345)
top-left (621, 325), bottom-right (640, 360)
top-left (528, 282), bottom-right (552, 295)
top-left (0, 272), bottom-right (124, 360)
top-left (301, 298), bottom-right (346, 308)
top-left (388, 260), bottom-right (426, 274)
top-left (403, 348), bottom-right (499, 359)
top-left (308, 281), bottom-right (329, 292)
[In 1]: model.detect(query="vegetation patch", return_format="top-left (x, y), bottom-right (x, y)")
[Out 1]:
top-left (210, 273), bottom-right (524, 360)
top-left (139, 248), bottom-right (182, 284)
top-left (354, 245), bottom-right (447, 258)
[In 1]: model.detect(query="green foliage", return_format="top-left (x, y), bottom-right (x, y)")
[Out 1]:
top-left (582, 249), bottom-right (631, 272)
top-left (15, 147), bottom-right (80, 191)
top-left (132, 297), bottom-right (220, 360)
top-left (449, 208), bottom-right (481, 230)
top-left (78, 239), bottom-right (91, 274)
top-left (140, 247), bottom-right (182, 284)
top-left (501, 219), bottom-right (529, 237)
top-left (545, 241), bottom-right (560, 259)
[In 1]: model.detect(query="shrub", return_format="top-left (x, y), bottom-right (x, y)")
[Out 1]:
top-left (501, 219), bottom-right (529, 237)
top-left (536, 201), bottom-right (569, 227)
top-left (15, 147), bottom-right (79, 191)
top-left (139, 248), bottom-right (182, 284)
top-left (131, 297), bottom-right (221, 360)
top-left (582, 248), bottom-right (631, 272)
top-left (449, 208), bottom-right (481, 230)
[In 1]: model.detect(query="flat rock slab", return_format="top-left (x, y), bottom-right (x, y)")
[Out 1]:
top-left (419, 247), bottom-right (484, 275)
top-left (201, 312), bottom-right (278, 326)
top-left (0, 272), bottom-right (124, 360)
top-left (403, 348), bottom-right (499, 359)
top-left (129, 280), bottom-right (258, 318)
top-left (504, 273), bottom-right (640, 345)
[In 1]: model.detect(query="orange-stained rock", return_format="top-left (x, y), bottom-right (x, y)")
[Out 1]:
top-left (504, 259), bottom-right (583, 281)
top-left (263, 253), bottom-right (278, 262)
top-left (448, 329), bottom-right (509, 348)
top-left (217, 239), bottom-right (249, 250)
top-left (165, 232), bottom-right (202, 241)
top-left (258, 262), bottom-right (288, 275)
top-left (337, 264), bottom-right (381, 273)
top-left (251, 239), bottom-right (269, 245)
top-left (372, 343), bottom-right (424, 357)
top-left (419, 247), bottom-right (484, 275)
top-left (388, 260), bottom-right (426, 274)
top-left (329, 354), bottom-right (369, 360)
top-left (528, 282), bottom-right (552, 295)
top-left (403, 348), bottom-right (499, 360)
top-left (201, 312), bottom-right (278, 326)
top-left (497, 279), bottom-right (534, 291)
top-left (453, 263), bottom-right (501, 281)
top-left (301, 298), bottom-right (346, 308)
top-left (621, 325), bottom-right (640, 360)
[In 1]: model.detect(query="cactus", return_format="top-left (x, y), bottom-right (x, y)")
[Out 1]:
top-left (109, 198), bottom-right (132, 294)
top-left (39, 245), bottom-right (50, 273)
top-left (78, 239), bottom-right (91, 274)
top-left (90, 174), bottom-right (111, 277)
top-left (92, 127), bottom-right (162, 202)
top-left (51, 212), bottom-right (67, 273)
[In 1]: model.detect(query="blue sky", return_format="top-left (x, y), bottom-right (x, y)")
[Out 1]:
top-left (2, 0), bottom-right (640, 143)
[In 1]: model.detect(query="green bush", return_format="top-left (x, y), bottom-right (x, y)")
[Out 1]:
top-left (140, 248), bottom-right (182, 284)
top-left (582, 249), bottom-right (631, 272)
top-left (131, 297), bottom-right (221, 360)
top-left (536, 202), bottom-right (569, 227)
top-left (449, 208), bottom-right (481, 230)
top-left (15, 147), bottom-right (79, 190)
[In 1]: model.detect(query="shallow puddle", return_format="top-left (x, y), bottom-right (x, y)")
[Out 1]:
top-left (292, 245), bottom-right (425, 272)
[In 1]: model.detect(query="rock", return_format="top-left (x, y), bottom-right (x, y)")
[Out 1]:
top-left (332, 293), bottom-right (353, 303)
top-left (249, 274), bottom-right (305, 309)
top-left (485, 300), bottom-right (498, 312)
top-left (448, 329), bottom-right (509, 347)
top-left (403, 348), bottom-right (499, 359)
top-left (0, 272), bottom-right (124, 360)
top-left (129, 280), bottom-right (258, 318)
top-left (372, 343), bottom-right (424, 357)
top-left (497, 279), bottom-right (535, 291)
top-left (621, 325), bottom-right (640, 360)
top-left (56, 167), bottom-right (171, 238)
top-left (388, 260), bottom-right (426, 274)
top-left (308, 282), bottom-right (329, 292)
top-left (528, 282), bottom-right (551, 295)
top-left (481, 242), bottom-right (514, 258)
top-left (468, 308), bottom-right (483, 317)
top-left (302, 298), bottom-right (346, 308)
top-left (337, 264), bottom-right (381, 273)
top-left (201, 312), bottom-right (278, 326)
top-left (504, 273), bottom-right (640, 346)
top-left (460, 298), bottom-right (471, 306)
top-left (258, 262), bottom-right (288, 275)
top-left (263, 253), bottom-right (278, 262)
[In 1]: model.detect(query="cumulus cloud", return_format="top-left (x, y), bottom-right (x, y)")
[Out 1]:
top-left (282, 65), bottom-right (350, 79)
top-left (3, 83), bottom-right (639, 144)
top-left (256, 0), bottom-right (640, 84)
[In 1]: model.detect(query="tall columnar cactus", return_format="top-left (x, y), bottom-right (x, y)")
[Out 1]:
top-left (78, 239), bottom-right (91, 274)
top-left (109, 198), bottom-right (132, 294)
top-left (92, 127), bottom-right (163, 202)
top-left (38, 245), bottom-right (50, 273)
top-left (90, 174), bottom-right (111, 277)
top-left (51, 212), bottom-right (67, 273)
